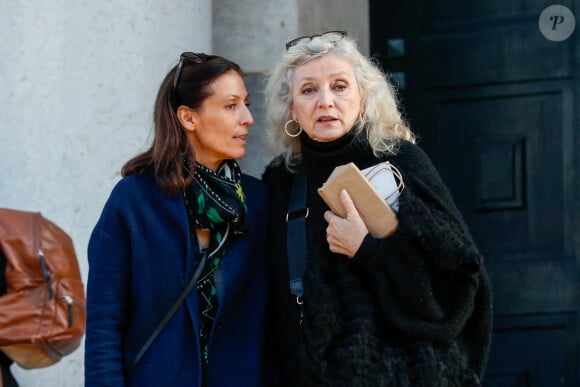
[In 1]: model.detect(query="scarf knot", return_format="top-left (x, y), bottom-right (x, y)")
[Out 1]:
top-left (184, 160), bottom-right (248, 237)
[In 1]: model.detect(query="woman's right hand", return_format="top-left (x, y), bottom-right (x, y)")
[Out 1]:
top-left (324, 189), bottom-right (369, 258)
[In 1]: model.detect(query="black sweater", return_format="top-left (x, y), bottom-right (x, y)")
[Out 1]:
top-left (262, 133), bottom-right (493, 387)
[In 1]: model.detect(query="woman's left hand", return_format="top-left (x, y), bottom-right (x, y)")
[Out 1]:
top-left (324, 189), bottom-right (369, 258)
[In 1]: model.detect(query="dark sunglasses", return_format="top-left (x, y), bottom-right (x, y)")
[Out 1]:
top-left (285, 31), bottom-right (348, 51)
top-left (173, 52), bottom-right (206, 90)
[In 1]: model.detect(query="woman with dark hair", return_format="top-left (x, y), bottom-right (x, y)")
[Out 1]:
top-left (85, 53), bottom-right (269, 386)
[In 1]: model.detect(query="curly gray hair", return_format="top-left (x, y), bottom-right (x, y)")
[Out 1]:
top-left (264, 32), bottom-right (415, 168)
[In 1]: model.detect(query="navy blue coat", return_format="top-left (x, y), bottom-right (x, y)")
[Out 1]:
top-left (85, 173), bottom-right (269, 387)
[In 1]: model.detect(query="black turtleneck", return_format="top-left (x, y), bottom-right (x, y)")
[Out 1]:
top-left (262, 130), bottom-right (386, 386)
top-left (299, 131), bottom-right (380, 246)
top-left (299, 130), bottom-right (377, 177)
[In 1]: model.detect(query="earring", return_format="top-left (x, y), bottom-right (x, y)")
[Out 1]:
top-left (284, 120), bottom-right (303, 138)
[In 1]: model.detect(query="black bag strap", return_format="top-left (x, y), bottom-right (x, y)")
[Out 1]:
top-left (126, 249), bottom-right (209, 374)
top-left (286, 167), bottom-right (308, 323)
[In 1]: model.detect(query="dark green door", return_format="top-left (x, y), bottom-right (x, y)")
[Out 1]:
top-left (370, 1), bottom-right (580, 385)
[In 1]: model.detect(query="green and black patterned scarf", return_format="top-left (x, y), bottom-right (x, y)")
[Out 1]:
top-left (185, 160), bottom-right (248, 235)
top-left (182, 159), bottom-right (248, 367)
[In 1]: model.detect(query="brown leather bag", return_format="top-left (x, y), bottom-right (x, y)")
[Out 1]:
top-left (0, 208), bottom-right (86, 369)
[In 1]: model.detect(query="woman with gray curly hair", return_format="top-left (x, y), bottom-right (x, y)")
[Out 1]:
top-left (265, 31), bottom-right (414, 166)
top-left (262, 31), bottom-right (492, 386)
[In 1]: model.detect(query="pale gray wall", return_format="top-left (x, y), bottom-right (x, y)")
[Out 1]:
top-left (297, 0), bottom-right (370, 56)
top-left (213, 0), bottom-right (369, 72)
top-left (213, 0), bottom-right (370, 178)
top-left (0, 1), bottom-right (369, 384)
top-left (213, 0), bottom-right (300, 73)
top-left (0, 1), bottom-right (211, 386)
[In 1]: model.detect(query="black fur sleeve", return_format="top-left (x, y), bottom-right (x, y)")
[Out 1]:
top-left (351, 142), bottom-right (490, 343)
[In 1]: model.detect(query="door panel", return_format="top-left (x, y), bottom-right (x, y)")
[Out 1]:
top-left (421, 24), bottom-right (570, 87)
top-left (432, 0), bottom-right (554, 21)
top-left (370, 0), bottom-right (580, 385)
top-left (486, 313), bottom-right (577, 386)
top-left (433, 86), bottom-right (567, 254)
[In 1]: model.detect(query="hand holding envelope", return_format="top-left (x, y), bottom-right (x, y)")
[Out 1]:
top-left (317, 161), bottom-right (404, 238)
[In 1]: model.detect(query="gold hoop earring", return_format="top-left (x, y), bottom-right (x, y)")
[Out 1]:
top-left (284, 120), bottom-right (302, 138)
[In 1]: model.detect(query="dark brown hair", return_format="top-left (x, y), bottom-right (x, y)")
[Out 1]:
top-left (121, 53), bottom-right (243, 194)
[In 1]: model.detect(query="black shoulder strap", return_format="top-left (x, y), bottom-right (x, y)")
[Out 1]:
top-left (286, 167), bottom-right (308, 302)
top-left (126, 249), bottom-right (208, 374)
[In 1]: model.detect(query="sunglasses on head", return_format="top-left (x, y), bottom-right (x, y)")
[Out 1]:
top-left (285, 31), bottom-right (348, 51)
top-left (173, 52), bottom-right (207, 90)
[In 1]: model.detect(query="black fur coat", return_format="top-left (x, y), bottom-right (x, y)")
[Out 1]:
top-left (262, 133), bottom-right (493, 387)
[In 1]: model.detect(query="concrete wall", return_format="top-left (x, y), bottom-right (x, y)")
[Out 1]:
top-left (297, 0), bottom-right (369, 56)
top-left (212, 0), bottom-right (300, 73)
top-left (0, 1), bottom-right (211, 386)
top-left (213, 0), bottom-right (369, 72)
top-left (0, 0), bottom-right (368, 385)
